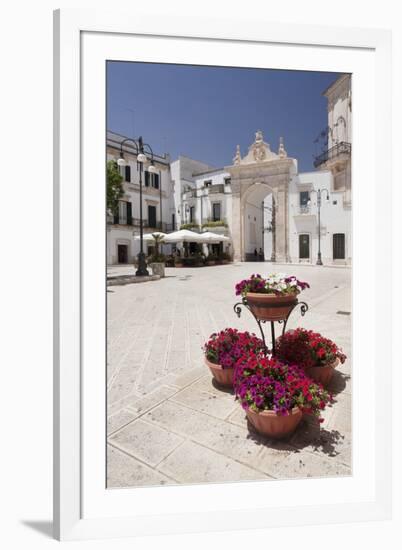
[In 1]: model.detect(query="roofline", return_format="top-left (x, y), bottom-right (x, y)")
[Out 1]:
top-left (192, 167), bottom-right (227, 177)
top-left (321, 73), bottom-right (351, 97)
top-left (107, 130), bottom-right (169, 162)
top-left (172, 154), bottom-right (217, 170)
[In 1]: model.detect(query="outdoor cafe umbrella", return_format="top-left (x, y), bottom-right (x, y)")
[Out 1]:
top-left (134, 231), bottom-right (166, 242)
top-left (162, 229), bottom-right (205, 243)
top-left (199, 231), bottom-right (230, 243)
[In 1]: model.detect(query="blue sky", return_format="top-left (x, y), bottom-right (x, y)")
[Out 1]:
top-left (107, 62), bottom-right (341, 172)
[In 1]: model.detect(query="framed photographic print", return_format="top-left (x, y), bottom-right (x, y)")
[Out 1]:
top-left (54, 8), bottom-right (392, 541)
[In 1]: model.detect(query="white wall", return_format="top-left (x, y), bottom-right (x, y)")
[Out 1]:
top-left (327, 77), bottom-right (352, 148)
top-left (289, 171), bottom-right (351, 264)
top-left (107, 148), bottom-right (176, 263)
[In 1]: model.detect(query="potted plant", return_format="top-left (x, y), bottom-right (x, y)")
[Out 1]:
top-left (234, 355), bottom-right (332, 438)
top-left (276, 328), bottom-right (347, 386)
top-left (205, 253), bottom-right (218, 266)
top-left (219, 252), bottom-right (232, 265)
top-left (174, 255), bottom-right (183, 268)
top-left (148, 233), bottom-right (166, 277)
top-left (203, 328), bottom-right (264, 387)
top-left (235, 273), bottom-right (310, 321)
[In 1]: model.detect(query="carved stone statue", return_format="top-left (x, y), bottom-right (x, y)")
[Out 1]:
top-left (255, 129), bottom-right (264, 143)
top-left (253, 144), bottom-right (266, 161)
top-left (233, 144), bottom-right (242, 165)
top-left (278, 137), bottom-right (287, 158)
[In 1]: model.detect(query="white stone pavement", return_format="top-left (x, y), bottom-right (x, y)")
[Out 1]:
top-left (107, 262), bottom-right (351, 487)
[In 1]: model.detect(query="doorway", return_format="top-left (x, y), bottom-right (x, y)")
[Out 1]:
top-left (333, 233), bottom-right (345, 260)
top-left (117, 244), bottom-right (128, 264)
top-left (299, 234), bottom-right (310, 260)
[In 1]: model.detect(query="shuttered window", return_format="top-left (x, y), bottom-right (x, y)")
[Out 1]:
top-left (124, 165), bottom-right (131, 182)
top-left (148, 205), bottom-right (157, 228)
top-left (126, 202), bottom-right (132, 225)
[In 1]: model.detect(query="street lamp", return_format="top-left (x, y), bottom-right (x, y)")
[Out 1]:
top-left (308, 188), bottom-right (330, 265)
top-left (118, 136), bottom-right (156, 277)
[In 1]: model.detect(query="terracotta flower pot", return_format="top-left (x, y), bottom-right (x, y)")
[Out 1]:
top-left (245, 292), bottom-right (299, 322)
top-left (305, 357), bottom-right (340, 387)
top-left (205, 357), bottom-right (234, 387)
top-left (246, 406), bottom-right (302, 438)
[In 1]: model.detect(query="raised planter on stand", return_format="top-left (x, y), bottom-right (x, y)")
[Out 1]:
top-left (245, 292), bottom-right (299, 322)
top-left (246, 406), bottom-right (302, 438)
top-left (305, 357), bottom-right (339, 386)
top-left (234, 295), bottom-right (308, 356)
top-left (204, 357), bottom-right (233, 387)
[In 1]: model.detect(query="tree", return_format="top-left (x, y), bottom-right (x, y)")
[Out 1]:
top-left (150, 233), bottom-right (165, 261)
top-left (107, 160), bottom-right (124, 215)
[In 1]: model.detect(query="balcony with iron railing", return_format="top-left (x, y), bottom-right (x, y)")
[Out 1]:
top-left (109, 216), bottom-right (178, 233)
top-left (297, 204), bottom-right (313, 215)
top-left (314, 141), bottom-right (351, 168)
top-left (182, 183), bottom-right (228, 201)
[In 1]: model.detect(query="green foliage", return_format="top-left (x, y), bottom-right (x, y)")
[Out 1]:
top-left (180, 222), bottom-right (200, 230)
top-left (149, 253), bottom-right (166, 264)
top-left (107, 160), bottom-right (124, 214)
top-left (219, 252), bottom-right (232, 261)
top-left (150, 233), bottom-right (165, 258)
top-left (201, 220), bottom-right (228, 229)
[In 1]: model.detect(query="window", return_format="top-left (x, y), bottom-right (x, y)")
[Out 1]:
top-left (145, 171), bottom-right (160, 189)
top-left (124, 165), bottom-right (131, 182)
top-left (171, 213), bottom-right (176, 231)
top-left (224, 177), bottom-right (231, 185)
top-left (144, 171), bottom-right (150, 187)
top-left (127, 202), bottom-right (132, 225)
top-left (148, 205), bottom-right (157, 228)
top-left (152, 173), bottom-right (160, 189)
top-left (118, 201), bottom-right (126, 224)
top-left (115, 200), bottom-right (132, 225)
top-left (204, 180), bottom-right (212, 188)
top-left (299, 191), bottom-right (310, 205)
top-left (333, 233), bottom-right (345, 260)
top-left (190, 206), bottom-right (195, 223)
top-left (212, 203), bottom-right (221, 221)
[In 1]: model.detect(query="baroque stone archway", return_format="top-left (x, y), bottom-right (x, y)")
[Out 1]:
top-left (226, 131), bottom-right (296, 263)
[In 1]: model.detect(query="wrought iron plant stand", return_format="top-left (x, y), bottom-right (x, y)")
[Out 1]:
top-left (233, 296), bottom-right (308, 356)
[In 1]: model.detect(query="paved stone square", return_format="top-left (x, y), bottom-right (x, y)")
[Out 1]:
top-left (107, 262), bottom-right (352, 487)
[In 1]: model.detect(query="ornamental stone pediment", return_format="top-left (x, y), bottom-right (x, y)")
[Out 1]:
top-left (232, 130), bottom-right (289, 166)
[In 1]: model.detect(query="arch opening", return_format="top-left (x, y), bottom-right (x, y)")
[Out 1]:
top-left (241, 182), bottom-right (275, 263)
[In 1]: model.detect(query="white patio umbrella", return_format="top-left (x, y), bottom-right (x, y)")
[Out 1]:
top-left (163, 229), bottom-right (205, 243)
top-left (134, 231), bottom-right (166, 242)
top-left (199, 231), bottom-right (230, 243)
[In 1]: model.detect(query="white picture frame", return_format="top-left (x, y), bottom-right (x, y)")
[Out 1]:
top-left (53, 8), bottom-right (392, 541)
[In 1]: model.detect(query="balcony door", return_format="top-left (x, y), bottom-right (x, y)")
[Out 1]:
top-left (212, 202), bottom-right (221, 221)
top-left (148, 205), bottom-right (157, 228)
top-left (299, 234), bottom-right (310, 259)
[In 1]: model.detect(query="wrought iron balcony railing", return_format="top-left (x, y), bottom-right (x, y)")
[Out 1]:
top-left (298, 204), bottom-right (311, 215)
top-left (313, 141), bottom-right (351, 168)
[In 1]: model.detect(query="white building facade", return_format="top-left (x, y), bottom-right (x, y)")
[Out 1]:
top-left (107, 75), bottom-right (351, 266)
top-left (106, 132), bottom-right (176, 264)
